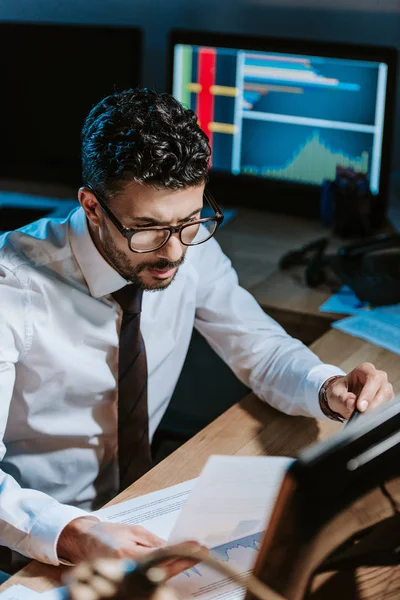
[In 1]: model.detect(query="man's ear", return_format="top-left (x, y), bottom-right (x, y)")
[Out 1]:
top-left (78, 187), bottom-right (103, 227)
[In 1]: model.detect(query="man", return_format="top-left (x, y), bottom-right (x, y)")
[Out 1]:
top-left (0, 88), bottom-right (394, 573)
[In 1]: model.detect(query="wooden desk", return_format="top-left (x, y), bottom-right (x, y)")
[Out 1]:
top-left (2, 329), bottom-right (400, 597)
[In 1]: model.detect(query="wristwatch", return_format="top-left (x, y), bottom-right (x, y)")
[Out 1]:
top-left (319, 375), bottom-right (345, 423)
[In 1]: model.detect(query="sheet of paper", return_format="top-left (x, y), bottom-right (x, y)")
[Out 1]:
top-left (333, 306), bottom-right (400, 356)
top-left (169, 455), bottom-right (293, 548)
top-left (0, 585), bottom-right (40, 600)
top-left (169, 536), bottom-right (259, 600)
top-left (319, 286), bottom-right (370, 315)
top-left (168, 455), bottom-right (293, 600)
top-left (94, 478), bottom-right (197, 540)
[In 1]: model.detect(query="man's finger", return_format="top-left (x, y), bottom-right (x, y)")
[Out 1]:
top-left (129, 526), bottom-right (166, 548)
top-left (128, 545), bottom-right (160, 560)
top-left (152, 542), bottom-right (208, 579)
top-left (356, 375), bottom-right (382, 411)
top-left (327, 381), bottom-right (356, 417)
top-left (366, 383), bottom-right (395, 412)
top-left (166, 542), bottom-right (205, 558)
top-left (164, 558), bottom-right (202, 579)
top-left (354, 362), bottom-right (378, 380)
top-left (333, 392), bottom-right (356, 419)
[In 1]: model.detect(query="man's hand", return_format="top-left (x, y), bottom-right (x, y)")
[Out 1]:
top-left (58, 517), bottom-right (205, 578)
top-left (325, 362), bottom-right (395, 420)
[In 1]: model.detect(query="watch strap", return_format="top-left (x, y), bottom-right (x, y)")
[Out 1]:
top-left (319, 375), bottom-right (345, 423)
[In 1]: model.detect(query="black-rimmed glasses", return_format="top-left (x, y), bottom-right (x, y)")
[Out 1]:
top-left (85, 185), bottom-right (224, 254)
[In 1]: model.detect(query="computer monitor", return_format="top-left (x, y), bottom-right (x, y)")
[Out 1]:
top-left (169, 31), bottom-right (397, 221)
top-left (0, 22), bottom-right (142, 189)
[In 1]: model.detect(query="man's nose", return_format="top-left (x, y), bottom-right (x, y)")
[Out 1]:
top-left (156, 233), bottom-right (184, 263)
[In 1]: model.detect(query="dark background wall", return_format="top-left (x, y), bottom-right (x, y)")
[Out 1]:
top-left (1, 0), bottom-right (399, 170)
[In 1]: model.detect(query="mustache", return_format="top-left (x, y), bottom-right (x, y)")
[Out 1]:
top-left (137, 256), bottom-right (185, 273)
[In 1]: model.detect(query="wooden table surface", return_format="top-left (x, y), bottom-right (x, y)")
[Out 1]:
top-left (2, 328), bottom-right (400, 598)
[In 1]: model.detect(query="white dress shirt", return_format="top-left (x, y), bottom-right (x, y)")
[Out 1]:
top-left (0, 207), bottom-right (343, 566)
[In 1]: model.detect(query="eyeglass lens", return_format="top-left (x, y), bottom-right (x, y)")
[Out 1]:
top-left (129, 220), bottom-right (218, 252)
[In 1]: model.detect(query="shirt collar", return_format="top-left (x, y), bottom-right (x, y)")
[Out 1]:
top-left (69, 207), bottom-right (128, 298)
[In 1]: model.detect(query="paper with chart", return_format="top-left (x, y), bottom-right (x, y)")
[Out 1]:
top-left (168, 455), bottom-right (293, 600)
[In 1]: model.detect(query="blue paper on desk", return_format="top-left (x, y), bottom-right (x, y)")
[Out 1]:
top-left (332, 304), bottom-right (400, 355)
top-left (319, 286), bottom-right (370, 315)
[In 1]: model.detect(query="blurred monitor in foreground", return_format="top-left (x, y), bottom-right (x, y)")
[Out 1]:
top-left (249, 398), bottom-right (400, 600)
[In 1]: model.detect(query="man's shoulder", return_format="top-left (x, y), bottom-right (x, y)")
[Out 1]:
top-left (185, 234), bottom-right (232, 278)
top-left (0, 209), bottom-right (77, 280)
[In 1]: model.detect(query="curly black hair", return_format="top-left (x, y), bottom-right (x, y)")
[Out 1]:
top-left (81, 88), bottom-right (211, 198)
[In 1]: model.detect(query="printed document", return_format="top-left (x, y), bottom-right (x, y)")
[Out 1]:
top-left (94, 478), bottom-right (197, 540)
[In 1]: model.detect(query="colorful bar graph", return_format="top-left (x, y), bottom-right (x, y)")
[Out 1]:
top-left (196, 47), bottom-right (216, 150)
top-left (180, 45), bottom-right (192, 108)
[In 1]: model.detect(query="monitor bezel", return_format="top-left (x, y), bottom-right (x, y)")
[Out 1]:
top-left (0, 21), bottom-right (143, 190)
top-left (168, 29), bottom-right (398, 222)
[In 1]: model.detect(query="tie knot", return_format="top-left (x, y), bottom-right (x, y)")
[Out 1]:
top-left (112, 285), bottom-right (143, 314)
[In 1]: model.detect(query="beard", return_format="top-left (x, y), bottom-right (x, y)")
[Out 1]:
top-left (101, 224), bottom-right (186, 291)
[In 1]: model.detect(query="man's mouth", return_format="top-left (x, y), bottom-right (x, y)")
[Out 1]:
top-left (147, 266), bottom-right (177, 279)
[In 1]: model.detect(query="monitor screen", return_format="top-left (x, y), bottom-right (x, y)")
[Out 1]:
top-left (0, 23), bottom-right (142, 188)
top-left (170, 33), bottom-right (397, 218)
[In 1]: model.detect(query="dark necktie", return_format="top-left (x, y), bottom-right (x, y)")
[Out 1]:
top-left (112, 285), bottom-right (152, 491)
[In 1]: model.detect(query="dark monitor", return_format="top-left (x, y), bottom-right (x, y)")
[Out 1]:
top-left (0, 22), bottom-right (142, 189)
top-left (169, 31), bottom-right (397, 221)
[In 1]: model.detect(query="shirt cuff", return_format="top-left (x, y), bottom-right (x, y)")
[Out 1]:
top-left (28, 501), bottom-right (99, 565)
top-left (304, 364), bottom-right (345, 420)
